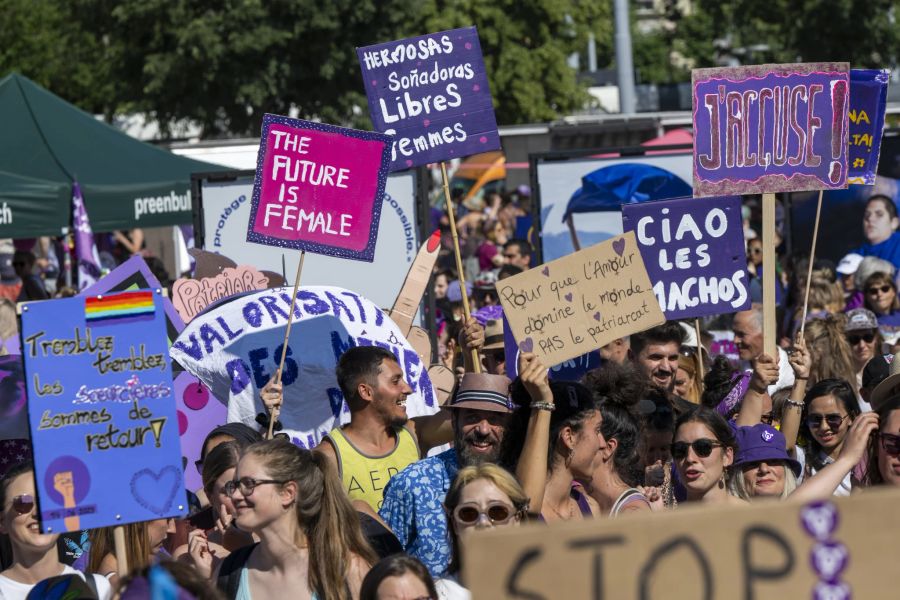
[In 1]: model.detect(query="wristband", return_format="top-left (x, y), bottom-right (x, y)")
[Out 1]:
top-left (531, 401), bottom-right (556, 412)
top-left (785, 399), bottom-right (804, 408)
top-left (795, 376), bottom-right (809, 380)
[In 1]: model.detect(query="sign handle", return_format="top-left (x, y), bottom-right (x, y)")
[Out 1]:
top-left (694, 318), bottom-right (704, 386)
top-left (269, 250), bottom-right (306, 439)
top-left (799, 190), bottom-right (824, 338)
top-left (440, 161), bottom-right (482, 373)
top-left (762, 193), bottom-right (778, 358)
top-left (566, 214), bottom-right (581, 251)
top-left (113, 525), bottom-right (129, 578)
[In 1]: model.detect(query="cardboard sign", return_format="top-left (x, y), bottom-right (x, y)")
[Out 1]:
top-left (357, 26), bottom-right (501, 171)
top-left (172, 265), bottom-right (271, 322)
top-left (465, 488), bottom-right (900, 599)
top-left (21, 292), bottom-right (185, 533)
top-left (692, 63), bottom-right (850, 195)
top-left (498, 232), bottom-right (664, 366)
top-left (502, 315), bottom-right (600, 381)
top-left (622, 195), bottom-right (750, 320)
top-left (169, 286), bottom-right (438, 449)
top-left (246, 114), bottom-right (392, 261)
top-left (848, 69), bottom-right (889, 185)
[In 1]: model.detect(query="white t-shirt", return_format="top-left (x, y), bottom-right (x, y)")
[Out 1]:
top-left (435, 575), bottom-right (472, 600)
top-left (0, 565), bottom-right (111, 600)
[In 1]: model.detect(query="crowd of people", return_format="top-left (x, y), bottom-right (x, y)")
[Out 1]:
top-left (2, 187), bottom-right (900, 599)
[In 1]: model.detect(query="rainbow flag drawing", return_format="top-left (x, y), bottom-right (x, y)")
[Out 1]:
top-left (85, 291), bottom-right (156, 323)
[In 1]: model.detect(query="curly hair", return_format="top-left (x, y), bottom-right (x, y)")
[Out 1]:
top-left (803, 315), bottom-right (858, 394)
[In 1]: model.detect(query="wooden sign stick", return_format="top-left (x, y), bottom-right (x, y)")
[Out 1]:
top-left (694, 318), bottom-right (704, 382)
top-left (269, 250), bottom-right (307, 439)
top-left (440, 161), bottom-right (482, 373)
top-left (113, 525), bottom-right (129, 577)
top-left (761, 193), bottom-right (778, 358)
top-left (799, 190), bottom-right (824, 338)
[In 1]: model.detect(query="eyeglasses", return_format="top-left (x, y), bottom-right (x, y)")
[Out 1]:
top-left (671, 439), bottom-right (724, 460)
top-left (880, 432), bottom-right (900, 456)
top-left (846, 332), bottom-right (876, 345)
top-left (223, 477), bottom-right (287, 497)
top-left (453, 502), bottom-right (517, 526)
top-left (806, 413), bottom-right (849, 430)
top-left (10, 494), bottom-right (34, 515)
top-left (867, 285), bottom-right (893, 295)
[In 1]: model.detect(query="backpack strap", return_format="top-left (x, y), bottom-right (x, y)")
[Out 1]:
top-left (83, 573), bottom-right (99, 598)
top-left (216, 543), bottom-right (259, 600)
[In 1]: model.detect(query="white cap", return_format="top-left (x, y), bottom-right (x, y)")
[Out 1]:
top-left (836, 253), bottom-right (864, 275)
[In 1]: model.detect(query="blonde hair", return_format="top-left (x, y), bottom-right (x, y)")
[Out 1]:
top-left (798, 277), bottom-right (845, 314)
top-left (242, 439), bottom-right (376, 600)
top-left (677, 352), bottom-right (703, 404)
top-left (803, 315), bottom-right (859, 394)
top-left (729, 465), bottom-right (797, 501)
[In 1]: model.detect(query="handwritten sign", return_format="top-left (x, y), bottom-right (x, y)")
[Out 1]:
top-left (246, 114), bottom-right (392, 262)
top-left (848, 69), bottom-right (889, 185)
top-left (502, 315), bottom-right (600, 381)
top-left (357, 26), bottom-right (500, 171)
top-left (172, 265), bottom-right (271, 322)
top-left (170, 286), bottom-right (438, 449)
top-left (622, 195), bottom-right (750, 320)
top-left (465, 488), bottom-right (900, 599)
top-left (21, 292), bottom-right (185, 533)
top-left (692, 62), bottom-right (850, 195)
top-left (498, 232), bottom-right (664, 366)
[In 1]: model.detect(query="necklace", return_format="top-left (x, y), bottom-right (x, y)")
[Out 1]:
top-left (545, 496), bottom-right (575, 520)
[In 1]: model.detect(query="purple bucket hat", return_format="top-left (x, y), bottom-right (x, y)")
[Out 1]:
top-left (733, 423), bottom-right (801, 477)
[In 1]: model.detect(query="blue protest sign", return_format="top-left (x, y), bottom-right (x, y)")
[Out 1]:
top-left (848, 69), bottom-right (889, 186)
top-left (357, 26), bottom-right (501, 171)
top-left (622, 195), bottom-right (750, 320)
top-left (21, 291), bottom-right (185, 533)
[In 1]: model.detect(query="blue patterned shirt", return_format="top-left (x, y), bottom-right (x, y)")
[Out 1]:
top-left (379, 448), bottom-right (459, 577)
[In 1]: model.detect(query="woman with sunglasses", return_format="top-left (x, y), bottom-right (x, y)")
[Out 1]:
top-left (797, 378), bottom-right (863, 495)
top-left (0, 461), bottom-right (111, 599)
top-left (844, 309), bottom-right (884, 392)
top-left (439, 464), bottom-right (529, 600)
top-left (215, 438), bottom-right (376, 600)
top-left (862, 271), bottom-right (900, 347)
top-left (671, 406), bottom-right (745, 506)
top-left (863, 394), bottom-right (900, 486)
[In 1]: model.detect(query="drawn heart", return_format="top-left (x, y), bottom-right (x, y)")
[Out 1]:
top-left (593, 312), bottom-right (601, 321)
top-left (519, 338), bottom-right (534, 353)
top-left (541, 266), bottom-right (550, 277)
top-left (810, 541), bottom-right (849, 581)
top-left (130, 466), bottom-right (181, 516)
top-left (800, 501), bottom-right (839, 541)
top-left (612, 238), bottom-right (626, 257)
top-left (813, 581), bottom-right (851, 600)
top-left (564, 293), bottom-right (573, 302)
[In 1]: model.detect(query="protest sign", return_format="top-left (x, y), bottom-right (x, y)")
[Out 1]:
top-left (0, 355), bottom-right (26, 441)
top-left (692, 63), bottom-right (850, 196)
top-left (174, 372), bottom-right (225, 492)
top-left (465, 488), bottom-right (900, 599)
top-left (357, 27), bottom-right (500, 171)
top-left (502, 315), bottom-right (600, 381)
top-left (169, 286), bottom-right (438, 449)
top-left (21, 291), bottom-right (185, 533)
top-left (246, 114), bottom-right (392, 262)
top-left (622, 195), bottom-right (750, 320)
top-left (848, 69), bottom-right (889, 186)
top-left (173, 265), bottom-right (271, 322)
top-left (498, 232), bottom-right (664, 366)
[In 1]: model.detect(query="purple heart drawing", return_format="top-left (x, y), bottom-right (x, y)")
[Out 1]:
top-left (541, 266), bottom-right (550, 277)
top-left (519, 338), bottom-right (534, 353)
top-left (800, 501), bottom-right (840, 541)
top-left (812, 582), bottom-right (851, 600)
top-left (473, 84), bottom-right (480, 92)
top-left (405, 160), bottom-right (413, 168)
top-left (370, 80), bottom-right (377, 86)
top-left (479, 136), bottom-right (487, 144)
top-left (593, 312), bottom-right (601, 321)
top-left (612, 238), bottom-right (626, 257)
top-left (564, 292), bottom-right (573, 302)
top-left (810, 541), bottom-right (849, 581)
top-left (423, 119), bottom-right (430, 127)
top-left (130, 466), bottom-right (181, 516)
top-left (465, 42), bottom-right (472, 50)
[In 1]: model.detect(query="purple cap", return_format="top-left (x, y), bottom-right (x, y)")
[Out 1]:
top-left (733, 424), bottom-right (801, 477)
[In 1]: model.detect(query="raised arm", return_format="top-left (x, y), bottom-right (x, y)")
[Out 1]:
top-left (736, 353), bottom-right (779, 427)
top-left (782, 335), bottom-right (811, 453)
top-left (459, 316), bottom-right (484, 373)
top-left (514, 352), bottom-right (553, 515)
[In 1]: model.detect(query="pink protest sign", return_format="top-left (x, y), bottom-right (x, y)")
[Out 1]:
top-left (246, 114), bottom-right (392, 262)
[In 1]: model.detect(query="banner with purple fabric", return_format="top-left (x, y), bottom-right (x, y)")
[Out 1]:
top-left (692, 63), bottom-right (850, 196)
top-left (72, 183), bottom-right (101, 290)
top-left (847, 69), bottom-right (889, 186)
top-left (357, 27), bottom-right (500, 171)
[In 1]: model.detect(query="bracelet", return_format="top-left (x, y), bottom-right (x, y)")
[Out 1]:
top-left (531, 401), bottom-right (556, 412)
top-left (785, 399), bottom-right (804, 408)
top-left (795, 376), bottom-right (808, 380)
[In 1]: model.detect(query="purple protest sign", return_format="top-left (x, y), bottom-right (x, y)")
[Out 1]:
top-left (848, 69), bottom-right (889, 186)
top-left (622, 195), bottom-right (750, 320)
top-left (692, 63), bottom-right (850, 196)
top-left (246, 114), bottom-right (392, 262)
top-left (357, 27), bottom-right (500, 171)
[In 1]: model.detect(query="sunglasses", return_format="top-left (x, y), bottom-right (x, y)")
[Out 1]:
top-left (846, 332), bottom-right (876, 345)
top-left (453, 502), bottom-right (517, 526)
top-left (806, 413), bottom-right (849, 430)
top-left (880, 432), bottom-right (900, 456)
top-left (223, 477), bottom-right (286, 497)
top-left (867, 285), bottom-right (893, 295)
top-left (671, 439), bottom-right (724, 460)
top-left (10, 494), bottom-right (34, 515)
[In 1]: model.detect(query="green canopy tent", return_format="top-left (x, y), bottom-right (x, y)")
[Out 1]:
top-left (0, 73), bottom-right (228, 237)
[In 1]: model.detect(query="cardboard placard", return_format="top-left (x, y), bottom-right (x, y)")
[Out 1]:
top-left (246, 114), bottom-right (392, 262)
top-left (847, 69), bottom-right (889, 186)
top-left (692, 62), bottom-right (850, 195)
top-left (21, 292), bottom-right (185, 533)
top-left (357, 26), bottom-right (501, 171)
top-left (497, 232), bottom-right (664, 366)
top-left (172, 265), bottom-right (270, 322)
top-left (502, 315), bottom-right (600, 382)
top-left (622, 195), bottom-right (750, 320)
top-left (465, 488), bottom-right (900, 599)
